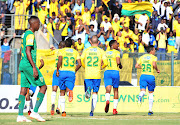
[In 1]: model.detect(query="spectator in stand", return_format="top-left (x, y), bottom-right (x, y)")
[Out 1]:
top-left (37, 2), bottom-right (49, 25)
top-left (72, 0), bottom-right (83, 14)
top-left (53, 23), bottom-right (66, 49)
top-left (0, 0), bottom-right (6, 26)
top-left (167, 31), bottom-right (177, 53)
top-left (14, 0), bottom-right (29, 35)
top-left (173, 14), bottom-right (178, 31)
top-left (173, 18), bottom-right (180, 59)
top-left (156, 27), bottom-right (167, 60)
top-left (75, 38), bottom-right (84, 54)
top-left (128, 38), bottom-right (138, 53)
top-left (97, 25), bottom-right (106, 46)
top-left (114, 31), bottom-right (124, 50)
top-left (149, 30), bottom-right (157, 48)
top-left (138, 34), bottom-right (145, 53)
top-left (132, 28), bottom-right (140, 44)
top-left (47, 17), bottom-right (54, 41)
top-left (160, 1), bottom-right (173, 25)
top-left (153, 0), bottom-right (161, 15)
top-left (110, 0), bottom-right (122, 18)
top-left (89, 24), bottom-right (97, 38)
top-left (94, 7), bottom-right (102, 28)
top-left (90, 14), bottom-right (98, 32)
top-left (81, 0), bottom-right (95, 26)
top-left (151, 10), bottom-right (161, 33)
top-left (1, 33), bottom-right (16, 58)
top-left (49, 0), bottom-right (59, 17)
top-left (136, 13), bottom-right (149, 34)
top-left (60, 16), bottom-right (70, 41)
top-left (157, 18), bottom-right (169, 32)
top-left (121, 24), bottom-right (134, 44)
top-left (101, 16), bottom-right (112, 32)
top-left (112, 14), bottom-right (122, 36)
top-left (74, 9), bottom-right (82, 28)
top-left (120, 15), bottom-right (130, 27)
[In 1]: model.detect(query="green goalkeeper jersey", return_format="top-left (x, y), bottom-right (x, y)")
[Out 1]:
top-left (19, 30), bottom-right (37, 69)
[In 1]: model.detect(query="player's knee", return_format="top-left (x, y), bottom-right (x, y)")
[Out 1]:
top-left (20, 88), bottom-right (28, 96)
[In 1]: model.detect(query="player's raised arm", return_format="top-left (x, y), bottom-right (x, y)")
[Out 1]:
top-left (26, 46), bottom-right (38, 78)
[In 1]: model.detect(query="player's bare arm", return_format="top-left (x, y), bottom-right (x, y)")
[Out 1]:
top-left (56, 56), bottom-right (62, 77)
top-left (135, 63), bottom-right (141, 69)
top-left (152, 61), bottom-right (160, 73)
top-left (39, 59), bottom-right (44, 70)
top-left (26, 46), bottom-right (38, 78)
top-left (75, 59), bottom-right (82, 72)
top-left (116, 57), bottom-right (122, 69)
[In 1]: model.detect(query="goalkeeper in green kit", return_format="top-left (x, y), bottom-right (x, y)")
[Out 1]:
top-left (17, 16), bottom-right (47, 122)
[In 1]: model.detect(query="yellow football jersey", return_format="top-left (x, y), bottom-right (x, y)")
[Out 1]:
top-left (59, 47), bottom-right (80, 72)
top-left (105, 49), bottom-right (120, 71)
top-left (81, 46), bottom-right (107, 79)
top-left (137, 54), bottom-right (157, 76)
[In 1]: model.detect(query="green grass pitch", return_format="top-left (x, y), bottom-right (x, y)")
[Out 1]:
top-left (0, 112), bottom-right (180, 125)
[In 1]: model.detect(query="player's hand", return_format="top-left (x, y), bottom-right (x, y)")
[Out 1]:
top-left (33, 67), bottom-right (38, 79)
top-left (56, 70), bottom-right (59, 77)
top-left (157, 70), bottom-right (160, 74)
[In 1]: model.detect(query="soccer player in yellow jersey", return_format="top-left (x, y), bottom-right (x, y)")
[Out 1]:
top-left (51, 41), bottom-right (65, 116)
top-left (104, 40), bottom-right (122, 115)
top-left (135, 45), bottom-right (160, 116)
top-left (56, 39), bottom-right (81, 116)
top-left (81, 35), bottom-right (107, 116)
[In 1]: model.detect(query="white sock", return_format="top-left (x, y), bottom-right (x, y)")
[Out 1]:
top-left (149, 93), bottom-right (153, 112)
top-left (26, 101), bottom-right (30, 111)
top-left (105, 93), bottom-right (110, 101)
top-left (59, 96), bottom-right (65, 112)
top-left (51, 91), bottom-right (56, 104)
top-left (138, 91), bottom-right (146, 101)
top-left (113, 99), bottom-right (119, 109)
top-left (91, 94), bottom-right (97, 112)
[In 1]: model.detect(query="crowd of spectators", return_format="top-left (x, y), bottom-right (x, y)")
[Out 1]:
top-left (0, 0), bottom-right (180, 61)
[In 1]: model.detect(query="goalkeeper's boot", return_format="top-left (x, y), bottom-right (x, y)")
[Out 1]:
top-left (30, 112), bottom-right (45, 122)
top-left (17, 115), bottom-right (32, 122)
top-left (51, 104), bottom-right (55, 116)
top-left (148, 111), bottom-right (154, 116)
top-left (62, 111), bottom-right (66, 117)
top-left (85, 87), bottom-right (91, 99)
top-left (28, 110), bottom-right (31, 115)
top-left (113, 109), bottom-right (118, 115)
top-left (90, 111), bottom-right (93, 116)
top-left (69, 90), bottom-right (73, 102)
top-left (56, 108), bottom-right (60, 114)
top-left (105, 100), bottom-right (110, 113)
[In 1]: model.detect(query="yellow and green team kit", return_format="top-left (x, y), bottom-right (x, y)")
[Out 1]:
top-left (81, 46), bottom-right (107, 79)
top-left (137, 54), bottom-right (157, 76)
top-left (105, 49), bottom-right (120, 71)
top-left (59, 48), bottom-right (80, 72)
top-left (19, 30), bottom-right (45, 88)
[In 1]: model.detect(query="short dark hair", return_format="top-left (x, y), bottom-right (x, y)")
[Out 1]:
top-left (28, 16), bottom-right (39, 24)
top-left (109, 40), bottom-right (116, 47)
top-left (65, 37), bottom-right (72, 47)
top-left (78, 38), bottom-right (81, 41)
top-left (147, 45), bottom-right (154, 53)
top-left (52, 12), bottom-right (56, 16)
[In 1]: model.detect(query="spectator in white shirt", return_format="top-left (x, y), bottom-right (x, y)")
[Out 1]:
top-left (101, 17), bottom-right (112, 32)
top-left (90, 14), bottom-right (98, 32)
top-left (136, 13), bottom-right (149, 33)
top-left (153, 0), bottom-right (161, 15)
top-left (157, 18), bottom-right (169, 32)
top-left (160, 1), bottom-right (173, 24)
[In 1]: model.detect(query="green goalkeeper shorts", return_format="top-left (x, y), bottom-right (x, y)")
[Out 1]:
top-left (20, 66), bottom-right (45, 88)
